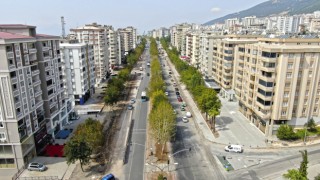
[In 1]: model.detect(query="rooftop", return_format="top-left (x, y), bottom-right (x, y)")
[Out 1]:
top-left (0, 24), bottom-right (36, 29)
top-left (0, 31), bottom-right (33, 40)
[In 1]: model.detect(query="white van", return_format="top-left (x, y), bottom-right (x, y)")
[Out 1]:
top-left (225, 144), bottom-right (243, 153)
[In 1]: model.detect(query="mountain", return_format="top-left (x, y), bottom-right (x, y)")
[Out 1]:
top-left (204, 0), bottom-right (320, 25)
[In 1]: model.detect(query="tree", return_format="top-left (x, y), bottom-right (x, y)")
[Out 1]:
top-left (305, 118), bottom-right (317, 132)
top-left (104, 86), bottom-right (121, 107)
top-left (151, 90), bottom-right (167, 109)
top-left (118, 68), bottom-right (130, 81)
top-left (74, 118), bottom-right (104, 152)
top-left (283, 150), bottom-right (308, 180)
top-left (208, 107), bottom-right (220, 133)
top-left (276, 124), bottom-right (298, 140)
top-left (299, 150), bottom-right (308, 178)
top-left (314, 173), bottom-right (320, 180)
top-left (283, 169), bottom-right (306, 180)
top-left (149, 101), bottom-right (176, 157)
top-left (197, 88), bottom-right (221, 121)
top-left (64, 139), bottom-right (92, 172)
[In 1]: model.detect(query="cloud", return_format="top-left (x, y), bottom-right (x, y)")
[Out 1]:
top-left (210, 7), bottom-right (221, 13)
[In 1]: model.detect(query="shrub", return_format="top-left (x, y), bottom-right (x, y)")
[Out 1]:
top-left (277, 124), bottom-right (298, 140)
top-left (158, 174), bottom-right (164, 180)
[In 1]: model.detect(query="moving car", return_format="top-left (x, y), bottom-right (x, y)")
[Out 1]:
top-left (101, 173), bottom-right (115, 180)
top-left (147, 73), bottom-right (150, 76)
top-left (127, 104), bottom-right (133, 110)
top-left (182, 116), bottom-right (188, 123)
top-left (186, 112), bottom-right (192, 118)
top-left (27, 162), bottom-right (47, 171)
top-left (225, 144), bottom-right (243, 153)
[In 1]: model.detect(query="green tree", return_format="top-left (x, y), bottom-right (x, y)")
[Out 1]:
top-left (299, 150), bottom-right (308, 178)
top-left (74, 118), bottom-right (104, 151)
top-left (64, 139), bottom-right (92, 172)
top-left (208, 107), bottom-right (220, 133)
top-left (283, 169), bottom-right (307, 180)
top-left (118, 68), bottom-right (130, 81)
top-left (197, 88), bottom-right (221, 121)
top-left (283, 150), bottom-right (308, 180)
top-left (149, 101), bottom-right (176, 157)
top-left (151, 90), bottom-right (167, 109)
top-left (104, 86), bottom-right (121, 107)
top-left (276, 124), bottom-right (298, 140)
top-left (305, 118), bottom-right (317, 132)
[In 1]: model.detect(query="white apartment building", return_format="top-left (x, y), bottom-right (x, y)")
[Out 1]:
top-left (0, 24), bottom-right (73, 179)
top-left (170, 23), bottom-right (192, 56)
top-left (310, 18), bottom-right (320, 32)
top-left (276, 15), bottom-right (304, 34)
top-left (118, 26), bottom-right (137, 61)
top-left (105, 26), bottom-right (120, 67)
top-left (233, 37), bottom-right (320, 137)
top-left (70, 23), bottom-right (109, 86)
top-left (185, 31), bottom-right (200, 67)
top-left (242, 16), bottom-right (257, 27)
top-left (60, 42), bottom-right (95, 105)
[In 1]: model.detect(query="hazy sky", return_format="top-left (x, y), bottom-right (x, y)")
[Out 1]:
top-left (0, 0), bottom-right (267, 35)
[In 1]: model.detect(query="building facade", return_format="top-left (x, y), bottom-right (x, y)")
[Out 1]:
top-left (0, 24), bottom-right (73, 179)
top-left (60, 42), bottom-right (95, 105)
top-left (70, 23), bottom-right (109, 86)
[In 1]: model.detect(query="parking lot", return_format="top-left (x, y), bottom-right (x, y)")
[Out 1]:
top-left (18, 157), bottom-right (76, 179)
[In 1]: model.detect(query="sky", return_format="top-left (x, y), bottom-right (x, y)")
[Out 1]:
top-left (0, 0), bottom-right (267, 35)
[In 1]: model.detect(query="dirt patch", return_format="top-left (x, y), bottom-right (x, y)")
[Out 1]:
top-left (146, 171), bottom-right (175, 180)
top-left (155, 143), bottom-right (169, 162)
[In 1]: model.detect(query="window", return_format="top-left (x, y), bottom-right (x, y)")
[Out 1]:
top-left (309, 71), bottom-right (312, 78)
top-left (305, 91), bottom-right (309, 96)
top-left (0, 132), bottom-right (5, 140)
top-left (253, 50), bottom-right (257, 55)
top-left (261, 51), bottom-right (277, 58)
top-left (287, 63), bottom-right (293, 69)
top-left (310, 61), bottom-right (314, 68)
top-left (286, 72), bottom-right (292, 78)
top-left (314, 107), bottom-right (318, 113)
top-left (289, 53), bottom-right (294, 58)
top-left (282, 101), bottom-right (288, 107)
top-left (281, 111), bottom-right (287, 116)
top-left (316, 98), bottom-right (319, 104)
top-left (0, 122), bottom-right (3, 128)
top-left (284, 91), bottom-right (289, 98)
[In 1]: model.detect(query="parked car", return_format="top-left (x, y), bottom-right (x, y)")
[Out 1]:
top-left (177, 97), bottom-right (182, 102)
top-left (165, 91), bottom-right (169, 96)
top-left (127, 104), bottom-right (133, 110)
top-left (27, 162), bottom-right (47, 172)
top-left (101, 173), bottom-right (115, 180)
top-left (182, 116), bottom-right (188, 123)
top-left (147, 73), bottom-right (150, 76)
top-left (225, 144), bottom-right (243, 153)
top-left (180, 106), bottom-right (185, 111)
top-left (130, 98), bottom-right (136, 104)
top-left (186, 111), bottom-right (192, 118)
top-left (175, 88), bottom-right (179, 92)
top-left (176, 92), bottom-right (180, 96)
top-left (182, 102), bottom-right (187, 107)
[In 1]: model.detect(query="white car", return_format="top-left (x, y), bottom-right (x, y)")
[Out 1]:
top-left (28, 162), bottom-right (47, 171)
top-left (186, 112), bottom-right (192, 118)
top-left (165, 91), bottom-right (169, 96)
top-left (225, 144), bottom-right (243, 153)
top-left (182, 116), bottom-right (188, 123)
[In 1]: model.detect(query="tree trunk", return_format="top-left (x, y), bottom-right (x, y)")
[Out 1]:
top-left (205, 112), bottom-right (208, 121)
top-left (212, 116), bottom-right (216, 133)
top-left (80, 159), bottom-right (84, 172)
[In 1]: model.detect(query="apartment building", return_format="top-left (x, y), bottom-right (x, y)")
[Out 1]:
top-left (70, 23), bottom-right (109, 86)
top-left (170, 23), bottom-right (192, 55)
top-left (211, 35), bottom-right (259, 101)
top-left (60, 41), bottom-right (95, 105)
top-left (105, 26), bottom-right (120, 67)
top-left (0, 24), bottom-right (73, 179)
top-left (233, 36), bottom-right (320, 137)
top-left (118, 26), bottom-right (137, 61)
top-left (185, 31), bottom-right (200, 67)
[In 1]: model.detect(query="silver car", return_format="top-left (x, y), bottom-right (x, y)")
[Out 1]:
top-left (27, 162), bottom-right (47, 171)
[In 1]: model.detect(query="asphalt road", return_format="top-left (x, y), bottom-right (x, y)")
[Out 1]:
top-left (124, 43), bottom-right (150, 180)
top-left (160, 50), bottom-right (223, 179)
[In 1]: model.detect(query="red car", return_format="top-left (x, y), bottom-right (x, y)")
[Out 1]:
top-left (177, 97), bottom-right (182, 102)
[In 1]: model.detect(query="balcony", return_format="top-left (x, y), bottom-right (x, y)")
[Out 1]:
top-left (28, 48), bottom-right (37, 54)
top-left (7, 52), bottom-right (14, 59)
top-left (42, 47), bottom-right (50, 51)
top-left (34, 90), bottom-right (42, 97)
top-left (31, 69), bottom-right (40, 76)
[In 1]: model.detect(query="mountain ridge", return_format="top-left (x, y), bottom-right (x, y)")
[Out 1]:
top-left (204, 0), bottom-right (320, 25)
